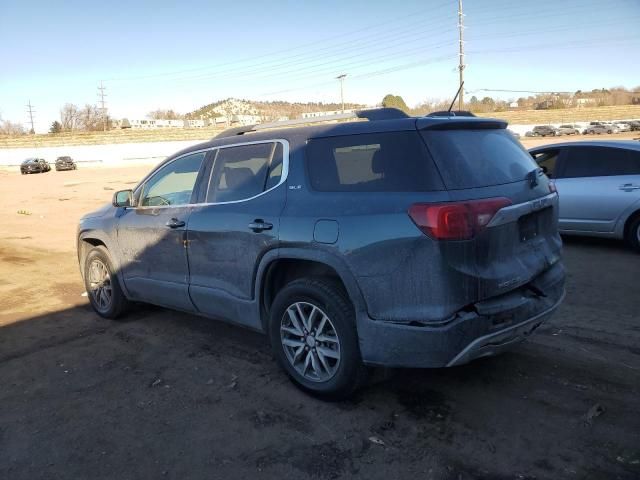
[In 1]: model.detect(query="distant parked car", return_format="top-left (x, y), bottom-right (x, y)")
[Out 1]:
top-left (20, 158), bottom-right (50, 174)
top-left (557, 124), bottom-right (580, 136)
top-left (584, 124), bottom-right (619, 135)
top-left (530, 141), bottom-right (640, 251)
top-left (627, 121), bottom-right (640, 131)
top-left (531, 125), bottom-right (559, 137)
top-left (507, 129), bottom-right (521, 139)
top-left (55, 156), bottom-right (77, 171)
top-left (613, 122), bottom-right (631, 132)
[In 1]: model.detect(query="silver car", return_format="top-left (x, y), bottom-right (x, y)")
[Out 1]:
top-left (557, 124), bottom-right (580, 136)
top-left (613, 122), bottom-right (632, 132)
top-left (530, 141), bottom-right (640, 251)
top-left (584, 124), bottom-right (619, 135)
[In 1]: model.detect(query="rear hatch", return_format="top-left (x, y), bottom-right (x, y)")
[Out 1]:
top-left (416, 118), bottom-right (562, 303)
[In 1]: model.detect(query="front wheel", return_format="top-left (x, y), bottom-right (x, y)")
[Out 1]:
top-left (625, 216), bottom-right (640, 252)
top-left (269, 278), bottom-right (367, 399)
top-left (83, 246), bottom-right (130, 319)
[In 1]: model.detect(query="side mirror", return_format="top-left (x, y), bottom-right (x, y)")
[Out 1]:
top-left (113, 189), bottom-right (133, 208)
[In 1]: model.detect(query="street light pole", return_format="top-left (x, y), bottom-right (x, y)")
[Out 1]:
top-left (336, 74), bottom-right (347, 113)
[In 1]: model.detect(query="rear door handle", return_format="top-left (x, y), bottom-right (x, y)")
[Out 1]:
top-left (619, 183), bottom-right (640, 191)
top-left (248, 219), bottom-right (273, 232)
top-left (166, 218), bottom-right (186, 229)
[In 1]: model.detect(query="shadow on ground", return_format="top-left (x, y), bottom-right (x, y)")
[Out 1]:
top-left (1, 239), bottom-right (639, 480)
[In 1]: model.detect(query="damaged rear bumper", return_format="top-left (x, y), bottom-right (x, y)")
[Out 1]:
top-left (356, 262), bottom-right (565, 368)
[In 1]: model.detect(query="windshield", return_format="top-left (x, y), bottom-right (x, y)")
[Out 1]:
top-left (420, 129), bottom-right (538, 189)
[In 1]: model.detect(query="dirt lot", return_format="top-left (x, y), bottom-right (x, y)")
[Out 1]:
top-left (0, 155), bottom-right (639, 480)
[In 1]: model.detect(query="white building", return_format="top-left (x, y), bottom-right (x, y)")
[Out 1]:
top-left (117, 118), bottom-right (186, 129)
top-left (183, 119), bottom-right (206, 128)
top-left (301, 109), bottom-right (357, 119)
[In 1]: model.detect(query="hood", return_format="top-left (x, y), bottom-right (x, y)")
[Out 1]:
top-left (80, 202), bottom-right (112, 220)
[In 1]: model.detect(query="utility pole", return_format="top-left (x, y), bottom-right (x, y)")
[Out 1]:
top-left (26, 100), bottom-right (35, 134)
top-left (457, 0), bottom-right (465, 110)
top-left (97, 81), bottom-right (107, 131)
top-left (336, 74), bottom-right (347, 113)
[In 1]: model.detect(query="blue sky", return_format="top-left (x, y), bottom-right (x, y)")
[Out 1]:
top-left (1, 0), bottom-right (639, 132)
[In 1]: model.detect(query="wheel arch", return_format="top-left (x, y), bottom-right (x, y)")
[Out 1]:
top-left (623, 208), bottom-right (640, 240)
top-left (613, 200), bottom-right (640, 239)
top-left (256, 248), bottom-right (366, 331)
top-left (77, 231), bottom-right (128, 295)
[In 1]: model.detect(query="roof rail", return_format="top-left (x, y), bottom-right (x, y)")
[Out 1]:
top-left (213, 107), bottom-right (409, 139)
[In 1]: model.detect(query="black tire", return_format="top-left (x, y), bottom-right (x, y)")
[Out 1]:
top-left (625, 215), bottom-right (640, 252)
top-left (268, 277), bottom-right (367, 399)
top-left (83, 246), bottom-right (130, 319)
top-left (607, 129), bottom-right (613, 134)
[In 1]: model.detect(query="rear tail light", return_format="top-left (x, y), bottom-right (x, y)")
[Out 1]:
top-left (408, 197), bottom-right (512, 240)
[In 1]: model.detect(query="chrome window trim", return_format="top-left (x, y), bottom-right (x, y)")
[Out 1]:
top-left (132, 139), bottom-right (289, 210)
top-left (204, 138), bottom-right (289, 206)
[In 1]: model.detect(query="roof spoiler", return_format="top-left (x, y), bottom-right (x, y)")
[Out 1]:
top-left (426, 110), bottom-right (476, 117)
top-left (417, 116), bottom-right (508, 131)
top-left (213, 107), bottom-right (409, 139)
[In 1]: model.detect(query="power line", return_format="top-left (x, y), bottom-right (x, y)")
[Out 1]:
top-left (25, 100), bottom-right (35, 134)
top-left (457, 0), bottom-right (465, 110)
top-left (106, 1), bottom-right (453, 83)
top-left (97, 81), bottom-right (107, 132)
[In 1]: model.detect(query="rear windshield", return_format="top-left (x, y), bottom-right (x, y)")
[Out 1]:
top-left (420, 129), bottom-right (538, 189)
top-left (306, 131), bottom-right (444, 192)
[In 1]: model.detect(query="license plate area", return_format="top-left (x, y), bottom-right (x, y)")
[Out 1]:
top-left (519, 212), bottom-right (539, 242)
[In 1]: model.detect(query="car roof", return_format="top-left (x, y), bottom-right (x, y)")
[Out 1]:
top-left (529, 140), bottom-right (640, 153)
top-left (165, 115), bottom-right (508, 163)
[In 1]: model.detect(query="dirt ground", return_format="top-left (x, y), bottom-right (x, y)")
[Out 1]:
top-left (0, 153), bottom-right (639, 480)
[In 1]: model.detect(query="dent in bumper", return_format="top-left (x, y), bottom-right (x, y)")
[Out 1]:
top-left (356, 266), bottom-right (565, 368)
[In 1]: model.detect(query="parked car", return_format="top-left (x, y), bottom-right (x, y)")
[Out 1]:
top-left (583, 124), bottom-right (619, 135)
top-left (626, 120), bottom-right (640, 131)
top-left (78, 109), bottom-right (565, 398)
top-left (55, 156), bottom-right (77, 171)
top-left (613, 122), bottom-right (631, 132)
top-left (531, 125), bottom-right (559, 137)
top-left (557, 124), bottom-right (580, 136)
top-left (507, 129), bottom-right (521, 139)
top-left (530, 141), bottom-right (640, 251)
top-left (20, 158), bottom-right (50, 174)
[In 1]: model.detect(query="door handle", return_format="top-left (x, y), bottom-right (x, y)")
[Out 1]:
top-left (248, 219), bottom-right (273, 232)
top-left (619, 183), bottom-right (640, 191)
top-left (166, 218), bottom-right (186, 229)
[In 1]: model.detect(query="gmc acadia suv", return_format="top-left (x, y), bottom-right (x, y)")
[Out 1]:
top-left (77, 108), bottom-right (565, 398)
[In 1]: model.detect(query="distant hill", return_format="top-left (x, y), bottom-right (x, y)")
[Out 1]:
top-left (186, 98), bottom-right (367, 121)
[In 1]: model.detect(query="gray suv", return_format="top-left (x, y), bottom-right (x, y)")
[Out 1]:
top-left (78, 109), bottom-right (565, 398)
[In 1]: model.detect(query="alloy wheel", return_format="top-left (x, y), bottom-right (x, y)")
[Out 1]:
top-left (280, 302), bottom-right (341, 382)
top-left (88, 258), bottom-right (113, 312)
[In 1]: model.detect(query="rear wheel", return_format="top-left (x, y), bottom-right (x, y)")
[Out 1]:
top-left (269, 278), bottom-right (367, 399)
top-left (625, 216), bottom-right (640, 252)
top-left (83, 246), bottom-right (130, 319)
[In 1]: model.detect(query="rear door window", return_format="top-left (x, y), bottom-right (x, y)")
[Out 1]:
top-left (305, 131), bottom-right (444, 192)
top-left (420, 129), bottom-right (538, 189)
top-left (562, 147), bottom-right (640, 178)
top-left (207, 142), bottom-right (283, 203)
